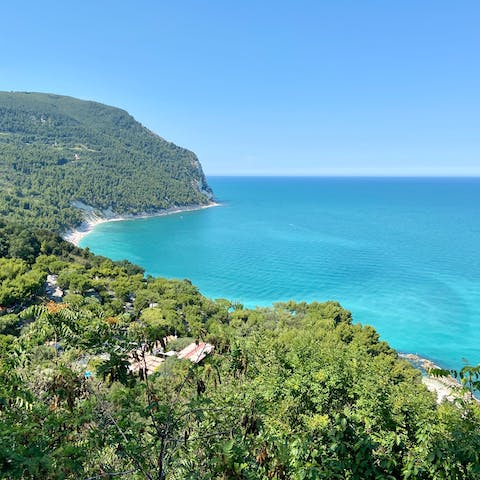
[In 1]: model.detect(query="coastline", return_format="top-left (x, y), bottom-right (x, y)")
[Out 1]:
top-left (399, 353), bottom-right (478, 404)
top-left (63, 202), bottom-right (221, 246)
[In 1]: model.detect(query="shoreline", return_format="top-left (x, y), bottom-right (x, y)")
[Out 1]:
top-left (63, 202), bottom-right (221, 246)
top-left (399, 353), bottom-right (478, 404)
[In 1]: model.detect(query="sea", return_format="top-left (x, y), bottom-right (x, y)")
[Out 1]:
top-left (80, 177), bottom-right (480, 370)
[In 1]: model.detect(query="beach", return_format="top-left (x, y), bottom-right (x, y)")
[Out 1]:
top-left (399, 353), bottom-right (479, 404)
top-left (421, 377), bottom-right (461, 404)
top-left (63, 202), bottom-right (220, 246)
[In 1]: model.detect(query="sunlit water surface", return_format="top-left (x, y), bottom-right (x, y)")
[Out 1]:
top-left (80, 177), bottom-right (480, 369)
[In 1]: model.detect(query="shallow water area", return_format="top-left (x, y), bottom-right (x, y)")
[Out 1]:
top-left (80, 177), bottom-right (480, 369)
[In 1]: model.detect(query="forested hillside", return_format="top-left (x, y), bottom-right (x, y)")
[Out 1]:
top-left (0, 221), bottom-right (479, 479)
top-left (0, 93), bottom-right (479, 479)
top-left (0, 92), bottom-right (212, 231)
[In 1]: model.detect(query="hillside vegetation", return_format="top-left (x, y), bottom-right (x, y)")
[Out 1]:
top-left (0, 92), bottom-right (212, 231)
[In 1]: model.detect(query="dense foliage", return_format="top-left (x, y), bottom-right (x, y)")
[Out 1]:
top-left (0, 222), bottom-right (479, 479)
top-left (0, 92), bottom-right (212, 231)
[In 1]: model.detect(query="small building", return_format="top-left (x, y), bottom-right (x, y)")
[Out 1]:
top-left (129, 350), bottom-right (164, 375)
top-left (177, 342), bottom-right (214, 364)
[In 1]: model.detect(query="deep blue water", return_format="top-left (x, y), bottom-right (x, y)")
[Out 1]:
top-left (80, 177), bottom-right (480, 369)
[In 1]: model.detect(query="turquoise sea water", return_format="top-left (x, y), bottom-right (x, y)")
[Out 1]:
top-left (80, 177), bottom-right (480, 369)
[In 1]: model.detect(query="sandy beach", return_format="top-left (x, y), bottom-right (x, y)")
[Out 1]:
top-left (63, 202), bottom-right (220, 246)
top-left (421, 377), bottom-right (461, 404)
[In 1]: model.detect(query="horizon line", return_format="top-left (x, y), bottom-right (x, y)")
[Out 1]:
top-left (206, 173), bottom-right (480, 178)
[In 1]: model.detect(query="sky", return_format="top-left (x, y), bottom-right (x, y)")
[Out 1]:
top-left (1, 0), bottom-right (479, 176)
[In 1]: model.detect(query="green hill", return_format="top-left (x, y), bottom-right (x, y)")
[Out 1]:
top-left (0, 91), bottom-right (213, 231)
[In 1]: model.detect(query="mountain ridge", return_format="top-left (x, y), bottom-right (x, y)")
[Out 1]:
top-left (0, 91), bottom-right (213, 231)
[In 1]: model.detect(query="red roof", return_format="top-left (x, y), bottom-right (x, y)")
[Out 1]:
top-left (177, 342), bottom-right (214, 363)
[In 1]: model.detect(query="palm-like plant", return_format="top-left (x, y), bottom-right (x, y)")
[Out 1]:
top-left (96, 351), bottom-right (131, 385)
top-left (20, 301), bottom-right (79, 354)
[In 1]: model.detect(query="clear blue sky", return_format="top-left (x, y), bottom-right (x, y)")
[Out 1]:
top-left (1, 1), bottom-right (479, 176)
